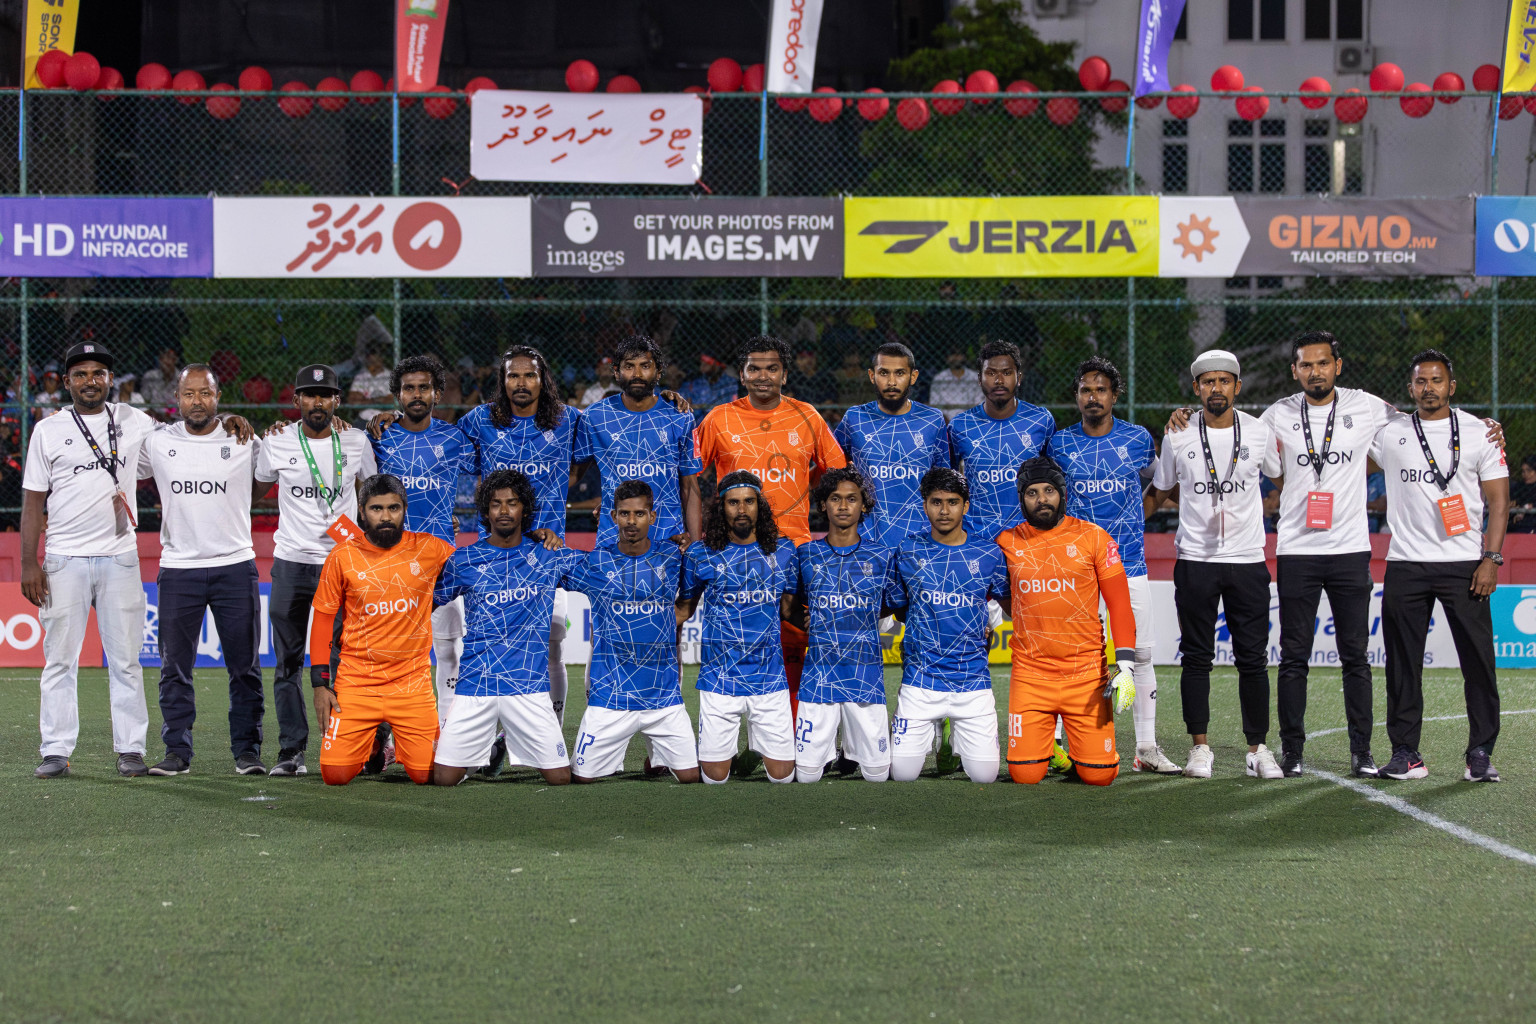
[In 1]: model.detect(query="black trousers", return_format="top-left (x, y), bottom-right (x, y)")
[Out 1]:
top-left (1276, 551), bottom-right (1375, 755)
top-left (269, 557), bottom-right (342, 757)
top-left (156, 561), bottom-right (264, 762)
top-left (1382, 560), bottom-right (1500, 757)
top-left (1174, 559), bottom-right (1272, 745)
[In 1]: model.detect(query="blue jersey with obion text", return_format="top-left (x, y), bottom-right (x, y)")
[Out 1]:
top-left (1046, 418), bottom-right (1156, 578)
top-left (833, 400), bottom-right (950, 547)
top-left (796, 537), bottom-right (897, 704)
top-left (682, 539), bottom-right (797, 697)
top-left (573, 393), bottom-right (703, 548)
top-left (369, 418), bottom-right (478, 543)
top-left (563, 543), bottom-right (684, 711)
top-left (433, 539), bottom-right (584, 697)
top-left (457, 402), bottom-right (582, 538)
top-left (885, 533), bottom-right (1010, 693)
top-left (947, 401), bottom-right (1056, 540)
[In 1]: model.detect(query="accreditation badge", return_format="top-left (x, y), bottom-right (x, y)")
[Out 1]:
top-left (326, 514), bottom-right (362, 545)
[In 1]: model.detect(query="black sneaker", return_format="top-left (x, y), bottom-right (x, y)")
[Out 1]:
top-left (1379, 749), bottom-right (1428, 780)
top-left (148, 753), bottom-right (190, 776)
top-left (362, 724), bottom-right (393, 775)
top-left (477, 735), bottom-right (508, 778)
top-left (117, 753), bottom-right (148, 777)
top-left (1351, 751), bottom-right (1380, 777)
top-left (269, 751), bottom-right (306, 777)
top-left (1465, 747), bottom-right (1501, 783)
top-left (1280, 747), bottom-right (1305, 777)
top-left (235, 754), bottom-right (267, 776)
top-left (33, 755), bottom-right (70, 779)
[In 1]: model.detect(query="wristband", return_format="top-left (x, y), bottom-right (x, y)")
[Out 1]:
top-left (310, 664), bottom-right (333, 689)
top-left (1114, 647), bottom-right (1136, 667)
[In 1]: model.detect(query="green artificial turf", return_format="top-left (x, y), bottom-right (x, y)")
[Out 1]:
top-left (2, 665), bottom-right (1534, 1024)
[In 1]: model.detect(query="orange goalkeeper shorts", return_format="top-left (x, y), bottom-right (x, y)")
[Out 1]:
top-left (319, 668), bottom-right (439, 774)
top-left (1005, 677), bottom-right (1118, 787)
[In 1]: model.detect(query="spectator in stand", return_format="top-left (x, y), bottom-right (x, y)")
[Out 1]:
top-left (336, 310), bottom-right (393, 379)
top-left (681, 353), bottom-right (739, 416)
top-left (915, 281), bottom-right (975, 370)
top-left (346, 344), bottom-right (394, 421)
top-left (33, 369), bottom-right (64, 419)
top-left (835, 350), bottom-right (877, 409)
top-left (579, 357), bottom-right (620, 408)
top-left (138, 346), bottom-right (181, 412)
top-left (927, 349), bottom-right (976, 421)
top-left (1508, 455), bottom-right (1536, 533)
top-left (114, 374), bottom-right (145, 408)
top-left (787, 349), bottom-right (838, 407)
top-left (663, 359), bottom-right (687, 395)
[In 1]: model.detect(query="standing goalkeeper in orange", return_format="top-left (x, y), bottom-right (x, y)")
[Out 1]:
top-left (1000, 456), bottom-right (1136, 786)
top-left (309, 474), bottom-right (455, 786)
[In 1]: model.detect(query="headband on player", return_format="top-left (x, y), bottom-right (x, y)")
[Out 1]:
top-left (721, 481), bottom-right (763, 497)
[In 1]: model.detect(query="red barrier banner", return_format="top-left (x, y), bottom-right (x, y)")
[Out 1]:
top-left (0, 583), bottom-right (101, 668)
top-left (395, 0), bottom-right (449, 92)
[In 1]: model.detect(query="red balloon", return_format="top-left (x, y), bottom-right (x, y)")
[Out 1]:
top-left (565, 60), bottom-right (599, 93)
top-left (606, 75), bottom-right (641, 94)
top-left (1525, 93), bottom-right (1536, 115)
top-left (965, 69), bottom-right (999, 103)
top-left (64, 52), bottom-right (100, 92)
top-left (1400, 82), bottom-right (1434, 118)
top-left (1003, 80), bottom-right (1039, 117)
top-left (1369, 62), bottom-right (1405, 93)
top-left (1100, 79), bottom-right (1129, 114)
top-left (1210, 64), bottom-right (1244, 93)
top-left (895, 97), bottom-right (929, 131)
top-left (463, 75), bottom-right (497, 106)
top-left (350, 69), bottom-right (384, 104)
top-left (1433, 71), bottom-right (1465, 104)
top-left (742, 64), bottom-right (765, 92)
top-left (857, 87), bottom-right (889, 121)
top-left (776, 95), bottom-right (808, 112)
top-left (278, 81), bottom-right (313, 118)
top-left (931, 79), bottom-right (964, 116)
top-left (1500, 94), bottom-right (1524, 119)
top-left (423, 84), bottom-right (458, 119)
top-left (316, 76), bottom-right (348, 112)
top-left (808, 86), bottom-right (843, 123)
top-left (137, 63), bottom-right (172, 91)
top-left (683, 84), bottom-right (712, 116)
top-left (172, 69), bottom-right (206, 105)
top-left (1166, 84), bottom-right (1200, 119)
top-left (96, 66), bottom-right (124, 99)
top-left (1046, 97), bottom-right (1079, 125)
top-left (1334, 89), bottom-right (1368, 123)
top-left (1235, 85), bottom-right (1268, 121)
top-left (35, 49), bottom-right (68, 89)
top-left (1473, 63), bottom-right (1501, 92)
top-left (1299, 76), bottom-right (1331, 109)
top-left (206, 82), bottom-right (240, 120)
top-left (239, 66), bottom-right (272, 92)
top-left (707, 58), bottom-right (742, 93)
top-left (383, 79), bottom-right (416, 106)
top-left (1078, 56), bottom-right (1110, 92)
top-left (1135, 92), bottom-right (1163, 109)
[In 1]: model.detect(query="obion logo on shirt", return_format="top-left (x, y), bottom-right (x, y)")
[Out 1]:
top-left (1476, 197), bottom-right (1536, 275)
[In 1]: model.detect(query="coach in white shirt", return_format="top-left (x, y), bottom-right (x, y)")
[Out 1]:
top-left (137, 364), bottom-right (264, 777)
top-left (1146, 349), bottom-right (1283, 780)
top-left (22, 343), bottom-right (158, 778)
top-left (255, 364), bottom-right (377, 777)
top-left (1371, 349), bottom-right (1507, 784)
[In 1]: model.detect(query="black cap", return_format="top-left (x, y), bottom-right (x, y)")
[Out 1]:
top-left (64, 342), bottom-right (114, 372)
top-left (294, 364), bottom-right (341, 394)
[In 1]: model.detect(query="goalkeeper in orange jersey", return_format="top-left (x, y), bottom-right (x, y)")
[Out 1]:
top-left (999, 456), bottom-right (1136, 786)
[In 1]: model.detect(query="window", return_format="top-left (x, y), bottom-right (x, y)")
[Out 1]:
top-left (1259, 0), bottom-right (1285, 40)
top-left (1162, 119), bottom-right (1188, 193)
top-left (1227, 119), bottom-right (1254, 192)
top-left (1227, 118), bottom-right (1286, 193)
top-left (1304, 0), bottom-right (1330, 39)
top-left (1229, 0), bottom-right (1285, 41)
top-left (1174, 4), bottom-right (1188, 40)
top-left (1228, 0), bottom-right (1253, 40)
top-left (1301, 119), bottom-right (1363, 194)
top-left (1337, 0), bottom-right (1364, 39)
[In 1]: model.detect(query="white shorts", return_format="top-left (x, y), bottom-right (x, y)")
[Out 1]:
top-left (891, 686), bottom-right (999, 763)
top-left (432, 597), bottom-right (465, 641)
top-left (435, 692), bottom-right (568, 769)
top-left (697, 689), bottom-right (795, 762)
top-left (795, 701), bottom-right (891, 770)
top-left (552, 588), bottom-right (568, 626)
top-left (571, 704), bottom-right (698, 778)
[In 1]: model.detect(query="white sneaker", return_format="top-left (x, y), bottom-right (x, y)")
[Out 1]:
top-left (1183, 744), bottom-right (1213, 779)
top-left (1246, 744), bottom-right (1284, 780)
top-left (1133, 744), bottom-right (1183, 775)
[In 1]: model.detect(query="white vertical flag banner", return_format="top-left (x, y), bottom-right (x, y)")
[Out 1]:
top-left (469, 90), bottom-right (703, 186)
top-left (766, 0), bottom-right (826, 93)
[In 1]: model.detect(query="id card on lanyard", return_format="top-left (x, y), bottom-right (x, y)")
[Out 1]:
top-left (1301, 394), bottom-right (1337, 530)
top-left (70, 406), bottom-right (136, 534)
top-left (1198, 413), bottom-right (1241, 543)
top-left (1411, 412), bottom-right (1466, 537)
top-left (298, 428), bottom-right (349, 535)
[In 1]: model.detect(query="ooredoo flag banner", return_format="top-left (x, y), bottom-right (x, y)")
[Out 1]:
top-left (1133, 0), bottom-right (1187, 97)
top-left (23, 0), bottom-right (79, 88)
top-left (395, 0), bottom-right (449, 92)
top-left (1503, 0), bottom-right (1536, 94)
top-left (213, 197), bottom-right (531, 278)
top-left (470, 90), bottom-right (703, 185)
top-left (766, 0), bottom-right (825, 93)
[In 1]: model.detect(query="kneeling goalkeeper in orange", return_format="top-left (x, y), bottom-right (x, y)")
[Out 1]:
top-left (999, 456), bottom-right (1136, 786)
top-left (309, 473), bottom-right (456, 785)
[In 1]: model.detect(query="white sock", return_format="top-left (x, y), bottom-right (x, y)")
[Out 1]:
top-left (1054, 715), bottom-right (1063, 742)
top-left (702, 771), bottom-right (730, 785)
top-left (861, 764), bottom-right (890, 783)
top-left (890, 755), bottom-right (925, 782)
top-left (767, 768), bottom-right (794, 783)
top-left (796, 765), bottom-right (825, 784)
top-left (432, 636), bottom-right (461, 726)
top-left (962, 756), bottom-right (999, 784)
top-left (548, 620), bottom-right (568, 726)
top-left (1132, 649), bottom-right (1158, 748)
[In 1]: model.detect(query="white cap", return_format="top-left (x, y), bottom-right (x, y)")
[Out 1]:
top-left (1190, 348), bottom-right (1241, 381)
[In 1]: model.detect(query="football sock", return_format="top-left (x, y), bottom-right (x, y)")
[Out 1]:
top-left (702, 769), bottom-right (729, 785)
top-left (860, 763), bottom-right (890, 783)
top-left (1132, 650), bottom-right (1158, 747)
top-left (767, 767), bottom-right (794, 783)
top-left (432, 635), bottom-right (461, 726)
top-left (962, 756), bottom-right (1000, 785)
top-left (890, 755), bottom-right (925, 782)
top-left (796, 765), bottom-right (825, 784)
top-left (548, 620), bottom-right (568, 726)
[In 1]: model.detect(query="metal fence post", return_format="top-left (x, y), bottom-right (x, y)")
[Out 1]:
top-left (758, 90), bottom-right (769, 335)
top-left (1125, 106), bottom-right (1137, 422)
top-left (17, 89), bottom-right (28, 457)
top-left (1492, 277), bottom-right (1501, 420)
top-left (392, 92), bottom-right (403, 363)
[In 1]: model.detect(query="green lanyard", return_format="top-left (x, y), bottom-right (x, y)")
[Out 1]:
top-left (297, 428), bottom-right (344, 511)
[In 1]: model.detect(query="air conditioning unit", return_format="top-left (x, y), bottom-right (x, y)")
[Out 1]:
top-left (1335, 43), bottom-right (1372, 75)
top-left (1032, 0), bottom-right (1070, 18)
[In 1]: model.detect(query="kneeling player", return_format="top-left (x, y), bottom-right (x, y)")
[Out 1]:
top-left (430, 470), bottom-right (582, 786)
top-left (678, 471), bottom-right (798, 783)
top-left (310, 475), bottom-right (456, 786)
top-left (790, 468), bottom-right (897, 783)
top-left (567, 481), bottom-right (700, 783)
top-left (1000, 457), bottom-right (1135, 786)
top-left (886, 469), bottom-right (1011, 784)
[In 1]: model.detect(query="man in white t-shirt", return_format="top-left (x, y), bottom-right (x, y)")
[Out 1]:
top-left (137, 364), bottom-right (264, 777)
top-left (926, 350), bottom-right (976, 421)
top-left (1371, 349), bottom-right (1508, 783)
top-left (1146, 349), bottom-right (1283, 781)
top-left (345, 345), bottom-right (393, 422)
top-left (255, 364), bottom-right (377, 778)
top-left (578, 356), bottom-right (620, 408)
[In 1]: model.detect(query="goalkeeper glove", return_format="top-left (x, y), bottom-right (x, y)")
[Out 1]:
top-left (1102, 648), bottom-right (1136, 715)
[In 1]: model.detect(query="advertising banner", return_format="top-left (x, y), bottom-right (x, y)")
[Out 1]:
top-left (1157, 196), bottom-right (1249, 277)
top-left (1475, 196), bottom-right (1536, 275)
top-left (843, 197), bottom-right (1158, 278)
top-left (213, 197), bottom-right (530, 278)
top-left (766, 0), bottom-right (825, 94)
top-left (1232, 198), bottom-right (1475, 276)
top-left (470, 90), bottom-right (703, 186)
top-left (395, 0), bottom-right (449, 92)
top-left (23, 0), bottom-right (79, 89)
top-left (1503, 0), bottom-right (1536, 94)
top-left (530, 198), bottom-right (841, 277)
top-left (0, 197), bottom-right (213, 278)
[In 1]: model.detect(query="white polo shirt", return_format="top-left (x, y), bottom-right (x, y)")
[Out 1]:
top-left (22, 402), bottom-right (157, 558)
top-left (1152, 409), bottom-right (1279, 563)
top-left (1371, 409), bottom-right (1508, 563)
top-left (255, 425), bottom-right (376, 565)
top-left (137, 422), bottom-right (258, 569)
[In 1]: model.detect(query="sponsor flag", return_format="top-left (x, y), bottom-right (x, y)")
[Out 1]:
top-left (1133, 0), bottom-right (1187, 97)
top-left (23, 0), bottom-right (80, 88)
top-left (766, 0), bottom-right (825, 94)
top-left (395, 0), bottom-right (449, 92)
top-left (1503, 0), bottom-right (1536, 93)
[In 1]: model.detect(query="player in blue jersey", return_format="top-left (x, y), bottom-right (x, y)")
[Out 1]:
top-left (832, 342), bottom-right (950, 548)
top-left (566, 480), bottom-right (701, 784)
top-left (678, 470), bottom-right (799, 784)
top-left (947, 339), bottom-right (1057, 541)
top-left (429, 469), bottom-right (583, 786)
top-left (885, 468), bottom-right (1010, 784)
top-left (788, 468), bottom-right (898, 783)
top-left (1046, 357), bottom-right (1180, 775)
top-left (574, 334), bottom-right (703, 550)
